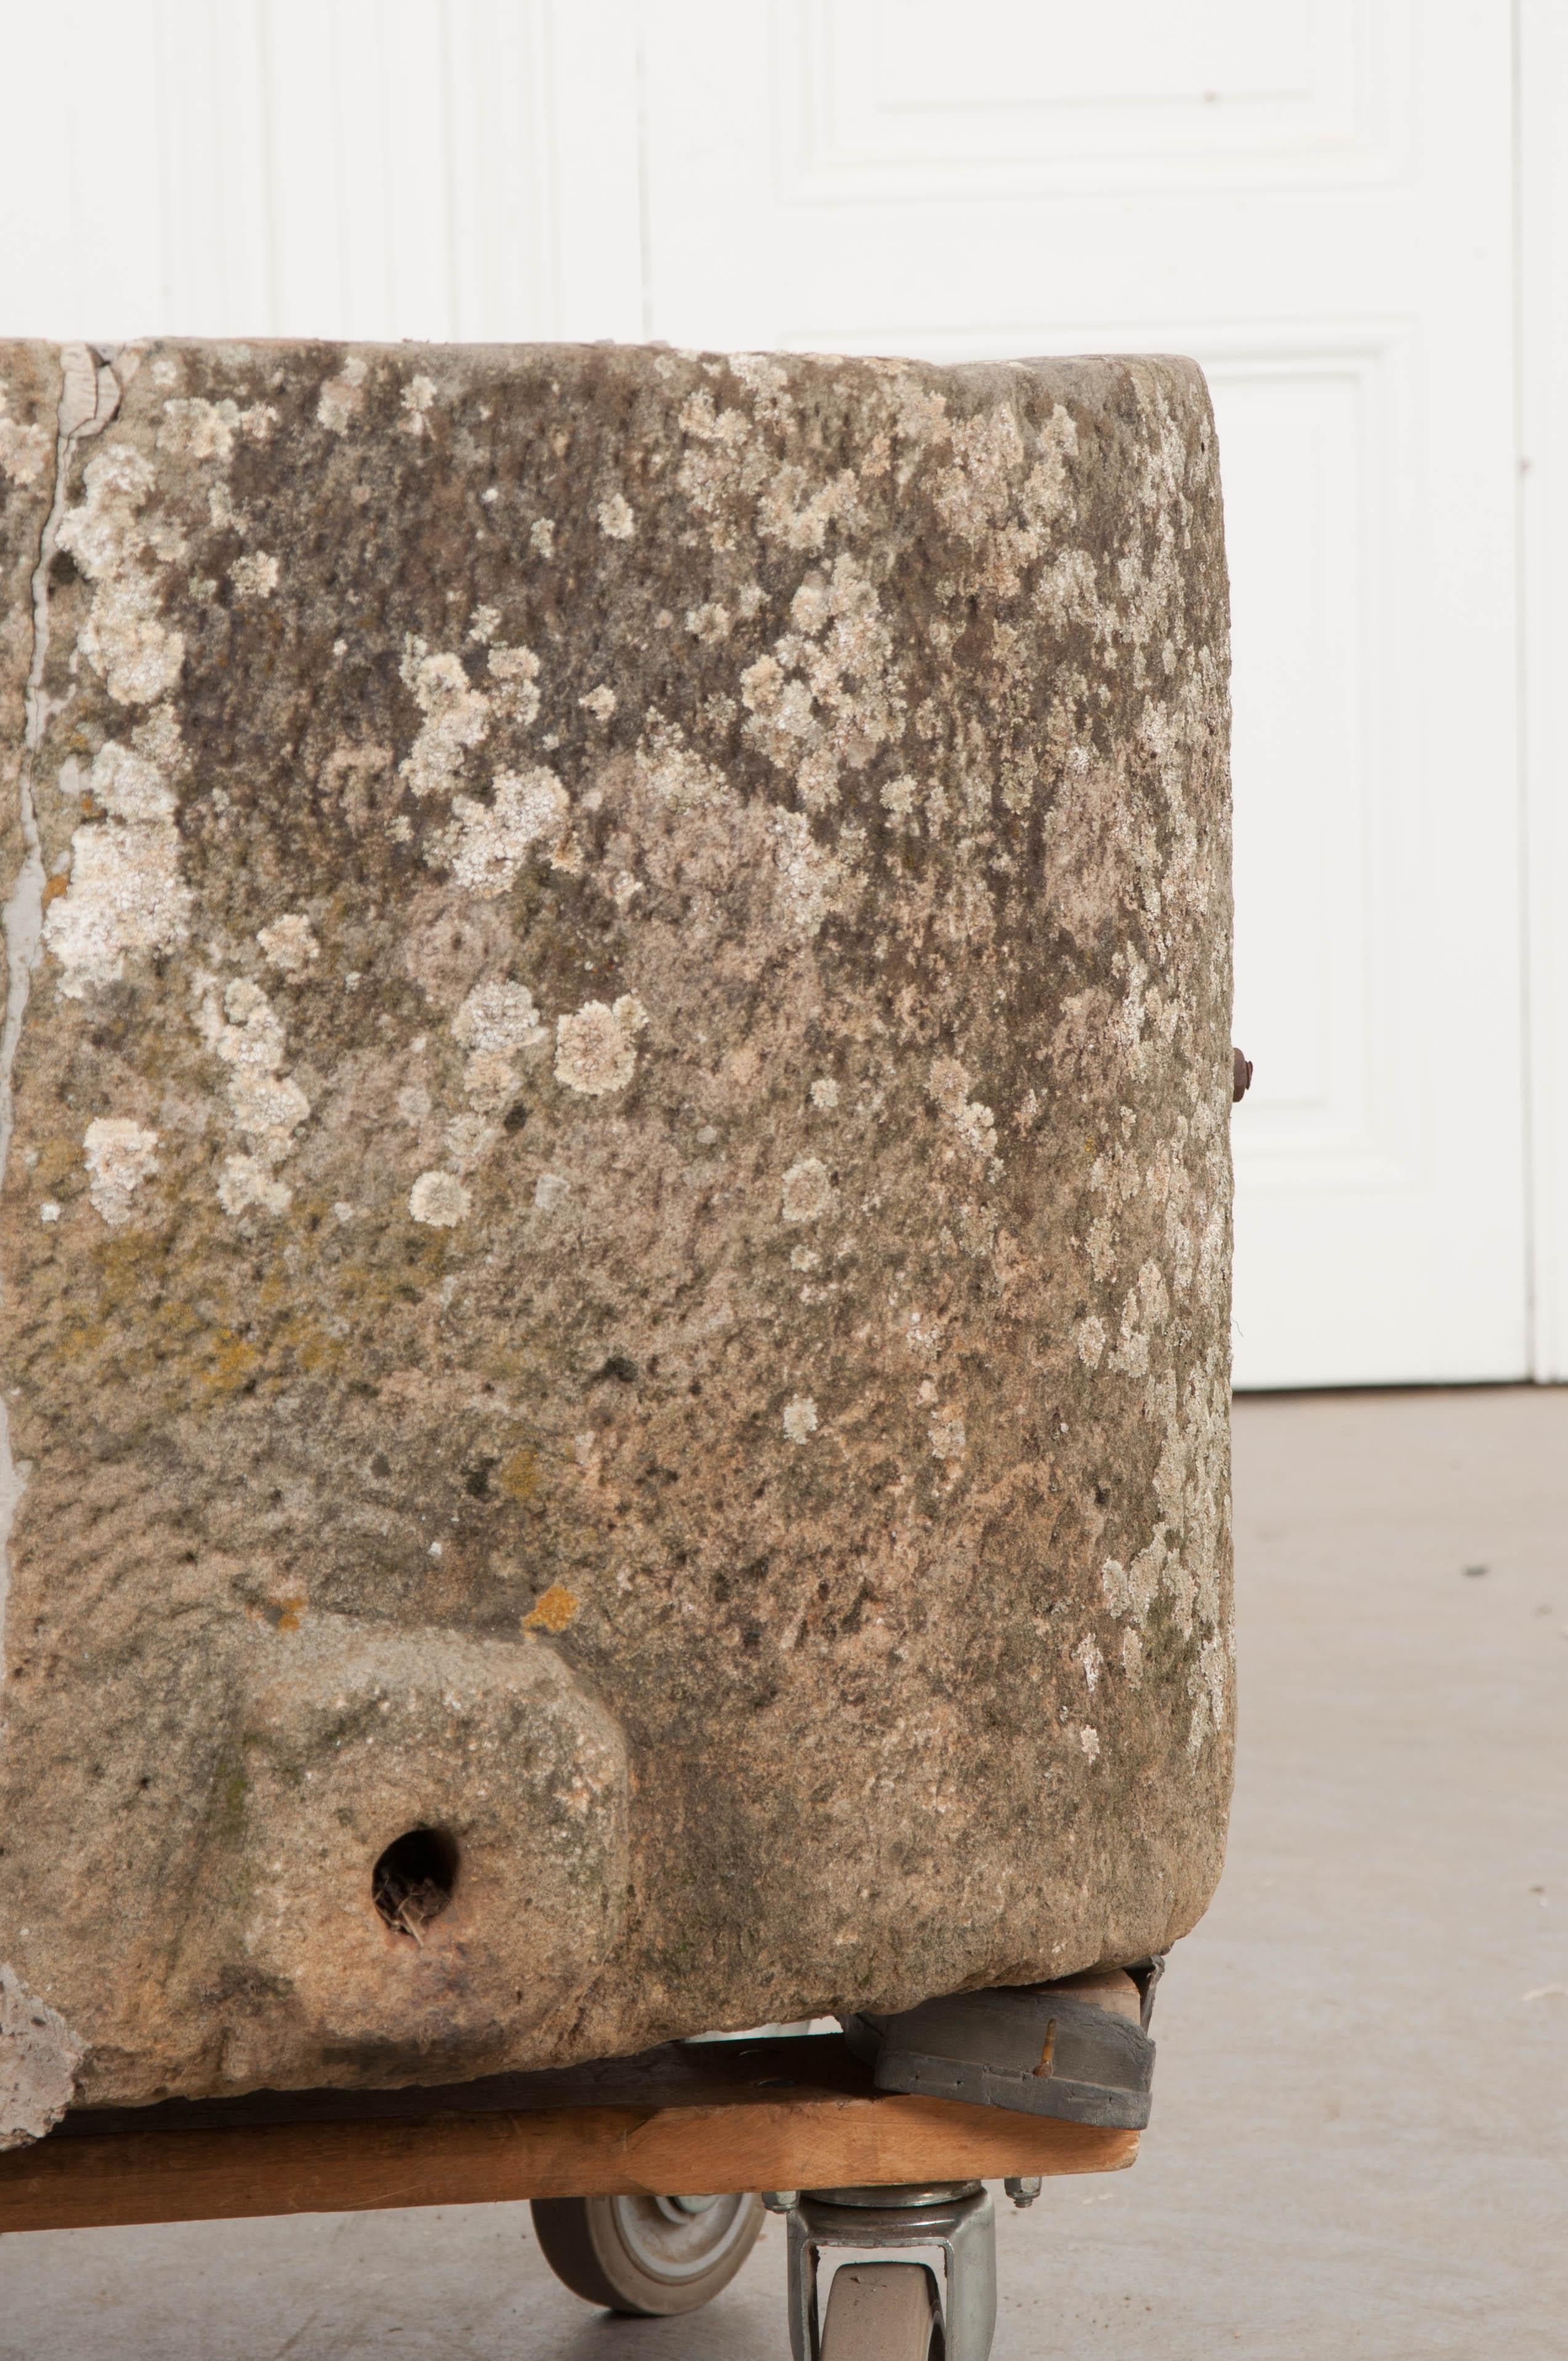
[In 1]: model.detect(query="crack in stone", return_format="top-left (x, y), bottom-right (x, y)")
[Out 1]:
top-left (0, 341), bottom-right (127, 1691)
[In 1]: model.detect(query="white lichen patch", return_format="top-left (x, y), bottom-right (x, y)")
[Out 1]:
top-left (674, 375), bottom-right (863, 561)
top-left (398, 640), bottom-right (492, 800)
top-left (217, 1153), bottom-right (291, 1217)
top-left (1, 1966), bottom-right (84, 2150)
top-left (214, 979), bottom-right (307, 1135)
top-left (729, 352), bottom-right (796, 419)
top-left (1187, 1633), bottom-right (1229, 1754)
top-left (1095, 1156), bottom-right (1232, 1766)
top-left (158, 396), bottom-right (276, 463)
top-left (1086, 1215), bottom-right (1118, 1284)
top-left (317, 354), bottom-right (368, 432)
top-left (43, 718), bottom-right (193, 996)
top-left (257, 913), bottom-right (319, 975)
top-left (580, 684), bottom-right (616, 723)
top-left (927, 1409), bottom-right (967, 1462)
top-left (443, 768), bottom-right (570, 897)
top-left (1075, 1315), bottom-right (1107, 1369)
top-left (596, 491), bottom-right (634, 540)
top-left (767, 807), bottom-right (856, 938)
top-left (533, 1172), bottom-right (570, 1213)
top-left (487, 643), bottom-right (541, 726)
top-left (927, 1056), bottom-right (997, 1160)
top-left (674, 389), bottom-right (756, 551)
top-left (1108, 1258), bottom-right (1170, 1379)
top-left (83, 1118), bottom-right (159, 1228)
top-left (741, 556), bottom-right (902, 812)
top-left (401, 373), bottom-right (438, 435)
top-left (530, 517), bottom-right (555, 557)
top-left (456, 1053), bottom-right (517, 1115)
top-left (410, 1169), bottom-right (471, 1227)
top-left (903, 1308), bottom-right (943, 1359)
top-left (780, 1156), bottom-right (832, 1223)
top-left (198, 975), bottom-right (310, 1211)
top-left (56, 444), bottom-right (185, 705)
top-left (757, 462), bottom-right (860, 554)
top-left (685, 601), bottom-right (731, 644)
top-left (1039, 752), bottom-right (1163, 941)
top-left (879, 774), bottom-right (919, 827)
top-left (208, 480), bottom-right (248, 535)
top-left (635, 715), bottom-right (730, 813)
top-left (1075, 1636), bottom-right (1103, 1691)
top-left (0, 385), bottom-right (50, 485)
top-left (397, 632), bottom-right (540, 814)
top-left (810, 1077), bottom-right (839, 1110)
top-left (453, 978), bottom-right (548, 1110)
top-left (442, 1113), bottom-right (496, 1170)
top-left (934, 402), bottom-right (1074, 573)
top-left (782, 1394), bottom-right (818, 1444)
top-left (228, 551), bottom-right (278, 600)
top-left (1079, 1725), bottom-right (1101, 1762)
top-left (453, 978), bottom-right (547, 1056)
top-left (554, 996), bottom-right (646, 1098)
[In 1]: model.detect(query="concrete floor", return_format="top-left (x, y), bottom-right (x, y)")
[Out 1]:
top-left (3, 1387), bottom-right (1565, 2359)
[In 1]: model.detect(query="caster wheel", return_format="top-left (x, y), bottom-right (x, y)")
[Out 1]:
top-left (820, 2261), bottom-right (945, 2360)
top-left (530, 2190), bottom-right (766, 2315)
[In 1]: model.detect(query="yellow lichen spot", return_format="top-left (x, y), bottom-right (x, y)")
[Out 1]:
top-left (498, 1446), bottom-right (542, 1504)
top-left (525, 1582), bottom-right (578, 1634)
top-left (203, 1331), bottom-right (261, 1395)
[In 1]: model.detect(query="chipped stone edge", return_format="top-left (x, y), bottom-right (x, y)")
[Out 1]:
top-left (0, 1962), bottom-right (85, 2148)
top-left (0, 342), bottom-right (129, 1691)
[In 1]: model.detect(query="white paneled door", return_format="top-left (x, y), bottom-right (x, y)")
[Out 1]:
top-left (0, 1), bottom-right (1545, 1388)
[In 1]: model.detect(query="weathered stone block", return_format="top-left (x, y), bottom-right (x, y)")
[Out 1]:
top-left (0, 338), bottom-right (1232, 2121)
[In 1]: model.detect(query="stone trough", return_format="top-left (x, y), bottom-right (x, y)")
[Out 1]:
top-left (0, 338), bottom-right (1232, 2138)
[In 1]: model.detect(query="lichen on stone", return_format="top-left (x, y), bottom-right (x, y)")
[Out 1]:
top-left (554, 994), bottom-right (647, 1097)
top-left (0, 1966), bottom-right (83, 2149)
top-left (82, 1116), bottom-right (159, 1227)
top-left (0, 336), bottom-right (1232, 2108)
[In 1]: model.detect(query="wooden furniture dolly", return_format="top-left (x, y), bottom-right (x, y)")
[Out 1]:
top-left (0, 2025), bottom-right (1139, 2360)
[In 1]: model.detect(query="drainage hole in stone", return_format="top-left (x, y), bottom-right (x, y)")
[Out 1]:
top-left (373, 1826), bottom-right (459, 1941)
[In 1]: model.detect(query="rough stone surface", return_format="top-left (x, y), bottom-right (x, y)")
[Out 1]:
top-left (0, 339), bottom-right (1232, 2112)
top-left (0, 1964), bottom-right (84, 2148)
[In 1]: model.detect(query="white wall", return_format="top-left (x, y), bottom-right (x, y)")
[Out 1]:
top-left (2, 0), bottom-right (1562, 1387)
top-left (1521, 0), bottom-right (1568, 1383)
top-left (0, 2), bottom-right (647, 347)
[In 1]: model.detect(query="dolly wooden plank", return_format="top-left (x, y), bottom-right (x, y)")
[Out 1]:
top-left (0, 2036), bottom-right (1136, 2235)
top-left (0, 2102), bottom-right (1136, 2235)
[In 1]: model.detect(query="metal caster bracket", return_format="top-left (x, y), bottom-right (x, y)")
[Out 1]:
top-left (781, 2182), bottom-right (997, 2361)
